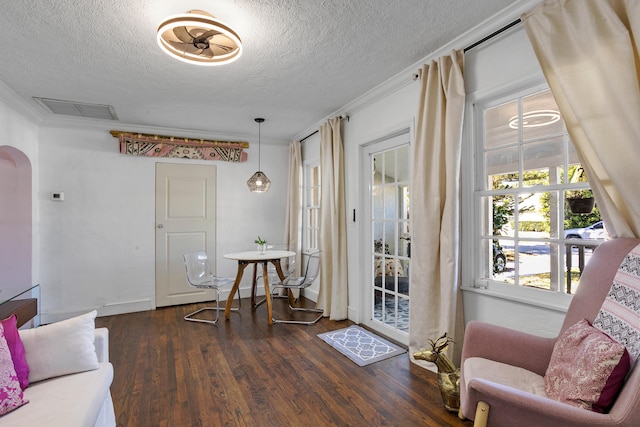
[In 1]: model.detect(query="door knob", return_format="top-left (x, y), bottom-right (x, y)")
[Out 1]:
top-left (157, 224), bottom-right (164, 229)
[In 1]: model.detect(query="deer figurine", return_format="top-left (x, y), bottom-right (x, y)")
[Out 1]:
top-left (413, 332), bottom-right (460, 412)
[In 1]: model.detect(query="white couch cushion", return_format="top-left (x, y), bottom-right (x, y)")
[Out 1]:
top-left (0, 362), bottom-right (113, 427)
top-left (464, 357), bottom-right (547, 396)
top-left (19, 311), bottom-right (99, 383)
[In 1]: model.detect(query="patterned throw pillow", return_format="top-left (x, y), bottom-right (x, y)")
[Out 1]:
top-left (545, 319), bottom-right (630, 413)
top-left (0, 315), bottom-right (29, 389)
top-left (0, 323), bottom-right (28, 415)
top-left (593, 243), bottom-right (640, 363)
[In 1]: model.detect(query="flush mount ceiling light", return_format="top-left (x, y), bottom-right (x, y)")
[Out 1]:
top-left (157, 10), bottom-right (242, 66)
top-left (508, 110), bottom-right (561, 129)
top-left (247, 118), bottom-right (271, 193)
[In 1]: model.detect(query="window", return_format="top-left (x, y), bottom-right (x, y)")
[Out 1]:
top-left (304, 163), bottom-right (320, 251)
top-left (474, 87), bottom-right (604, 295)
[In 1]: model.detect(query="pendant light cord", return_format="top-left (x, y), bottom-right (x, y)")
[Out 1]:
top-left (258, 121), bottom-right (261, 170)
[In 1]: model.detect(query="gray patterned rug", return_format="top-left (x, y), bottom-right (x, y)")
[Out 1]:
top-left (317, 325), bottom-right (407, 366)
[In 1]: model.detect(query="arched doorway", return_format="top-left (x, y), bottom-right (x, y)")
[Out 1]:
top-left (0, 146), bottom-right (32, 294)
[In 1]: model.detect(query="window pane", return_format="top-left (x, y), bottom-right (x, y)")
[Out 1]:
top-left (373, 289), bottom-right (383, 323)
top-left (563, 242), bottom-right (595, 294)
top-left (487, 148), bottom-right (519, 189)
top-left (481, 238), bottom-right (510, 281)
top-left (399, 222), bottom-right (410, 257)
top-left (383, 150), bottom-right (397, 184)
top-left (486, 99), bottom-right (518, 149)
top-left (516, 241), bottom-right (553, 290)
top-left (384, 222), bottom-right (395, 255)
top-left (483, 195), bottom-right (514, 238)
top-left (373, 222), bottom-right (383, 252)
top-left (401, 186), bottom-right (410, 220)
top-left (522, 138), bottom-right (565, 188)
top-left (373, 187), bottom-right (383, 220)
top-left (384, 186), bottom-right (397, 219)
top-left (522, 91), bottom-right (564, 141)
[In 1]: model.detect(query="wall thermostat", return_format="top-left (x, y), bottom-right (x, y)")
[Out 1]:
top-left (51, 192), bottom-right (64, 201)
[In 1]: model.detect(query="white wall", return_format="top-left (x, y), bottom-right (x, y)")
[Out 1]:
top-left (37, 125), bottom-right (288, 322)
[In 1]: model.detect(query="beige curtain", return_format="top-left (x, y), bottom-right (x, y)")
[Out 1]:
top-left (283, 140), bottom-right (302, 276)
top-left (317, 117), bottom-right (348, 320)
top-left (522, 0), bottom-right (640, 238)
top-left (409, 50), bottom-right (466, 369)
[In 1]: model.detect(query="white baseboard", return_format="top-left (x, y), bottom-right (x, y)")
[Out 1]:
top-left (39, 285), bottom-right (267, 324)
top-left (99, 298), bottom-right (154, 317)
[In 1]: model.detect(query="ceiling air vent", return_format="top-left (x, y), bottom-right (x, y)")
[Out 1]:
top-left (34, 98), bottom-right (118, 120)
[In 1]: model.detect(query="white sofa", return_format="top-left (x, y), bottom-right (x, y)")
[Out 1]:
top-left (0, 314), bottom-right (115, 427)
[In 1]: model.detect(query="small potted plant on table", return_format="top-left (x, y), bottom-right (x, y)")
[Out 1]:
top-left (255, 236), bottom-right (267, 254)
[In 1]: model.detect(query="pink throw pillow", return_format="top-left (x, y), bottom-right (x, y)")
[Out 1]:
top-left (0, 323), bottom-right (28, 415)
top-left (545, 319), bottom-right (630, 413)
top-left (0, 315), bottom-right (29, 389)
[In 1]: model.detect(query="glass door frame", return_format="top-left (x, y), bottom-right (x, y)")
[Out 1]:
top-left (360, 129), bottom-right (411, 345)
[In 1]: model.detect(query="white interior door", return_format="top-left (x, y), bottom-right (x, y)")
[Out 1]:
top-left (361, 130), bottom-right (411, 344)
top-left (155, 163), bottom-right (217, 307)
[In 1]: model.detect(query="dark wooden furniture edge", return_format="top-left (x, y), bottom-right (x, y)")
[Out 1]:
top-left (0, 298), bottom-right (38, 328)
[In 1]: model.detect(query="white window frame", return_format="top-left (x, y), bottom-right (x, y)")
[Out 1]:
top-left (462, 82), bottom-right (599, 309)
top-left (303, 161), bottom-right (320, 253)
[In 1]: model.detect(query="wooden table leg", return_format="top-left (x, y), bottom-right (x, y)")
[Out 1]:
top-left (250, 263), bottom-right (258, 309)
top-left (262, 262), bottom-right (273, 325)
top-left (226, 261), bottom-right (248, 320)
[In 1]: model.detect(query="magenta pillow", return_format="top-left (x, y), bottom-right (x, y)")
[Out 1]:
top-left (0, 323), bottom-right (28, 415)
top-left (545, 319), bottom-right (630, 413)
top-left (0, 316), bottom-right (28, 389)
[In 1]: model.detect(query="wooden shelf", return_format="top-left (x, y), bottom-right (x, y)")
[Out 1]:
top-left (0, 298), bottom-right (38, 328)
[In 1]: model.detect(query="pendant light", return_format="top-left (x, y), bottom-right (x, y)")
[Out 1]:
top-left (247, 118), bottom-right (271, 192)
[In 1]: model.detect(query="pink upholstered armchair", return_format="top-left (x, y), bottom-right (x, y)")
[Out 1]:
top-left (460, 238), bottom-right (640, 427)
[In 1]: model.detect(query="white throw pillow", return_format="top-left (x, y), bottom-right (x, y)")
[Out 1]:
top-left (19, 310), bottom-right (99, 384)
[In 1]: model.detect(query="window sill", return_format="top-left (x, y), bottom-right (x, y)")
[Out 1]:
top-left (461, 282), bottom-right (572, 313)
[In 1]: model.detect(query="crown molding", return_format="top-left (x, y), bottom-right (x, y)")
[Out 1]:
top-left (0, 80), bottom-right (43, 126)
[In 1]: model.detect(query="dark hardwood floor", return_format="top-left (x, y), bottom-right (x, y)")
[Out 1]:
top-left (96, 297), bottom-right (472, 426)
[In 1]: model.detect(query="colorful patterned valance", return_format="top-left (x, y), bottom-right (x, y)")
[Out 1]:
top-left (110, 130), bottom-right (248, 163)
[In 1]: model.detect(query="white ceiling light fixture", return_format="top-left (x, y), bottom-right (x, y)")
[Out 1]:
top-left (247, 118), bottom-right (271, 193)
top-left (157, 10), bottom-right (242, 66)
top-left (508, 110), bottom-right (561, 129)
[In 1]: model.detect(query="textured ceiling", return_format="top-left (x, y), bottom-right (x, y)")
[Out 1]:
top-left (0, 0), bottom-right (518, 143)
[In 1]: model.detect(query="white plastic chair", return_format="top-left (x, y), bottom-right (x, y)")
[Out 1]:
top-left (183, 251), bottom-right (240, 324)
top-left (271, 250), bottom-right (323, 325)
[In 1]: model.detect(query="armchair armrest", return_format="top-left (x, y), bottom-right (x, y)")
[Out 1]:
top-left (461, 321), bottom-right (556, 376)
top-left (94, 327), bottom-right (109, 363)
top-left (466, 378), bottom-right (615, 427)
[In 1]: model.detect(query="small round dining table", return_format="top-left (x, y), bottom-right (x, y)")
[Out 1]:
top-left (223, 250), bottom-right (295, 325)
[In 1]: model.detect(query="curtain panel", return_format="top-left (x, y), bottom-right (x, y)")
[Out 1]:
top-left (317, 117), bottom-right (348, 320)
top-left (284, 140), bottom-right (302, 276)
top-left (409, 50), bottom-right (466, 369)
top-left (522, 0), bottom-right (640, 238)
